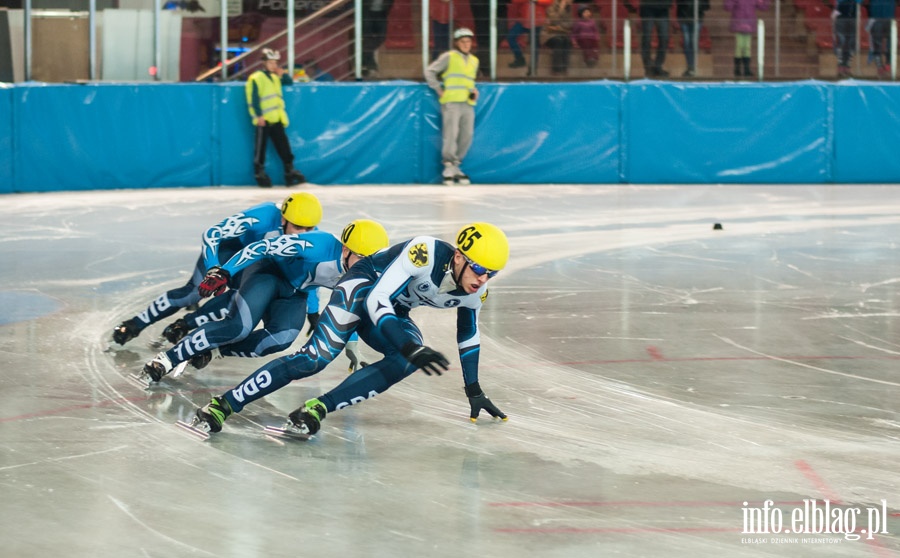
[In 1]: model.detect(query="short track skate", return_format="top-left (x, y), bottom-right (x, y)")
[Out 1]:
top-left (263, 421), bottom-right (310, 441)
top-left (175, 416), bottom-right (212, 441)
top-left (127, 360), bottom-right (187, 389)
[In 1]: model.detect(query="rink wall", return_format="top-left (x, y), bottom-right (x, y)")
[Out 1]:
top-left (2, 80), bottom-right (900, 192)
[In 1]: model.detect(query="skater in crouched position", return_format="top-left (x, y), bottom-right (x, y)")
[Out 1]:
top-left (112, 192), bottom-right (322, 347)
top-left (190, 222), bottom-right (510, 436)
top-left (140, 218), bottom-right (390, 383)
top-left (247, 48), bottom-right (306, 187)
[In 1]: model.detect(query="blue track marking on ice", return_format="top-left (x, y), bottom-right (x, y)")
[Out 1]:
top-left (0, 291), bottom-right (63, 325)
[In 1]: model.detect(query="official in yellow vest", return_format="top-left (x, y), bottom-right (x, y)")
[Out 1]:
top-left (245, 48), bottom-right (306, 187)
top-left (424, 28), bottom-right (479, 185)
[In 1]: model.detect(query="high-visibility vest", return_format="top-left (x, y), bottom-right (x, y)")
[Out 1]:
top-left (440, 51), bottom-right (478, 105)
top-left (246, 70), bottom-right (289, 126)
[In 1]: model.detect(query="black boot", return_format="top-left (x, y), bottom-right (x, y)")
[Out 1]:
top-left (254, 166), bottom-right (272, 188)
top-left (742, 57), bottom-right (753, 77)
top-left (508, 56), bottom-right (526, 68)
top-left (285, 165), bottom-right (306, 186)
top-left (734, 57), bottom-right (742, 78)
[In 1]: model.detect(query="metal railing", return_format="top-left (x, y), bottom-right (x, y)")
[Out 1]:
top-left (194, 0), bottom-right (354, 82)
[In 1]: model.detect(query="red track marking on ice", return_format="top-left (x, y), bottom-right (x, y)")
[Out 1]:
top-left (646, 346), bottom-right (664, 360)
top-left (794, 460), bottom-right (843, 504)
top-left (794, 460), bottom-right (894, 558)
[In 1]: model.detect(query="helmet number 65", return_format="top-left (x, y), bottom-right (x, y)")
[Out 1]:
top-left (457, 226), bottom-right (482, 250)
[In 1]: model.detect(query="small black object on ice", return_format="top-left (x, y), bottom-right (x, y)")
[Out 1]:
top-left (713, 223), bottom-right (723, 230)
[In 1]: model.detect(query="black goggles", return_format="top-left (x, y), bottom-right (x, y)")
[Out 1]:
top-left (464, 256), bottom-right (499, 278)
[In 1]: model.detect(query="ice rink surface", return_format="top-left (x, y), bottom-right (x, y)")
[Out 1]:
top-left (1, 185), bottom-right (898, 558)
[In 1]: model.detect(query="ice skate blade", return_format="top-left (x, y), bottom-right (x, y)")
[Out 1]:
top-left (127, 373), bottom-right (151, 389)
top-left (263, 424), bottom-right (310, 441)
top-left (169, 361), bottom-right (189, 378)
top-left (175, 420), bottom-right (211, 441)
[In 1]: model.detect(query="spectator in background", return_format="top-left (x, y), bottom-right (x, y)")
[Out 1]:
top-left (307, 61), bottom-right (336, 81)
top-left (572, 5), bottom-right (600, 67)
top-left (625, 0), bottom-right (675, 77)
top-left (362, 0), bottom-right (397, 76)
top-left (724, 0), bottom-right (768, 77)
top-left (425, 28), bottom-right (479, 185)
top-left (292, 63), bottom-right (311, 82)
top-left (431, 0), bottom-right (453, 61)
top-left (507, 0), bottom-right (553, 72)
top-left (245, 48), bottom-right (305, 187)
top-left (676, 0), bottom-right (709, 77)
top-left (831, 0), bottom-right (861, 77)
top-left (470, 0), bottom-right (510, 66)
top-left (866, 0), bottom-right (896, 77)
top-left (544, 0), bottom-right (575, 74)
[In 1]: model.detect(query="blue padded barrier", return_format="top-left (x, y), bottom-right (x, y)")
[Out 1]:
top-left (4, 80), bottom-right (900, 191)
top-left (624, 81), bottom-right (831, 184)
top-left (0, 84), bottom-right (11, 193)
top-left (465, 82), bottom-right (621, 184)
top-left (14, 83), bottom-right (215, 191)
top-left (832, 82), bottom-right (900, 183)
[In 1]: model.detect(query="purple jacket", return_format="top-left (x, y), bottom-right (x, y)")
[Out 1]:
top-left (724, 0), bottom-right (769, 33)
top-left (571, 19), bottom-right (600, 43)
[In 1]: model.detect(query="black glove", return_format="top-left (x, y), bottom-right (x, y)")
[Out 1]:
top-left (305, 312), bottom-right (320, 337)
top-left (198, 266), bottom-right (231, 297)
top-left (465, 382), bottom-right (508, 423)
top-left (401, 342), bottom-right (450, 376)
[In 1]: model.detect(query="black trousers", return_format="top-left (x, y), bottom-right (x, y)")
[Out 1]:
top-left (253, 121), bottom-right (294, 171)
top-left (546, 35), bottom-right (571, 73)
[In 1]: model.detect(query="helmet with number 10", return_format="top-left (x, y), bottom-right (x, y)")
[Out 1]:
top-left (280, 192), bottom-right (323, 228)
top-left (341, 219), bottom-right (390, 257)
top-left (455, 222), bottom-right (509, 274)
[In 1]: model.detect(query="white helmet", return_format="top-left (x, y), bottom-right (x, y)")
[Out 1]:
top-left (453, 28), bottom-right (474, 40)
top-left (261, 48), bottom-right (281, 61)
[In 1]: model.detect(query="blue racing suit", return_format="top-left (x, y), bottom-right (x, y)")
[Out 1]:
top-left (162, 230), bottom-right (344, 366)
top-left (128, 202), bottom-right (287, 333)
top-left (223, 236), bottom-right (487, 414)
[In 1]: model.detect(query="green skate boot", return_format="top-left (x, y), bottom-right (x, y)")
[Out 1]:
top-left (195, 396), bottom-right (232, 433)
top-left (287, 398), bottom-right (327, 435)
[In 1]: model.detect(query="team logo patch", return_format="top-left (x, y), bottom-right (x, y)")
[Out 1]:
top-left (480, 289), bottom-right (489, 303)
top-left (417, 282), bottom-right (431, 292)
top-left (408, 243), bottom-right (428, 267)
top-left (444, 299), bottom-right (461, 308)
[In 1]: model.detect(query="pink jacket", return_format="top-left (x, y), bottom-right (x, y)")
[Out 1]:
top-left (571, 18), bottom-right (600, 44)
top-left (724, 0), bottom-right (769, 33)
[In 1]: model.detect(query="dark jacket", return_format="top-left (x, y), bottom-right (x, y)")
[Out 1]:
top-left (676, 0), bottom-right (710, 20)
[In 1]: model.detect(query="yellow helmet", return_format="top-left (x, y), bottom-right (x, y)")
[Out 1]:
top-left (341, 219), bottom-right (390, 257)
top-left (456, 222), bottom-right (509, 272)
top-left (280, 192), bottom-right (322, 227)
